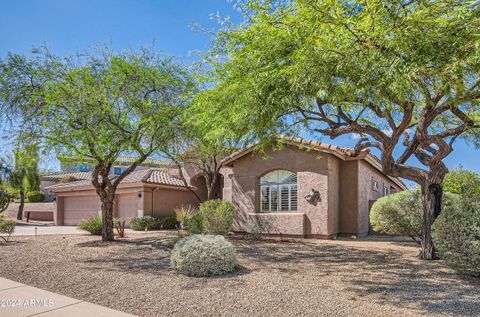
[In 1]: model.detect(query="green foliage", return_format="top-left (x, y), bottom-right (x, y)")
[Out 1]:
top-left (195, 1), bottom-right (479, 143)
top-left (78, 216), bottom-right (103, 235)
top-left (198, 200), bottom-right (235, 235)
top-left (443, 168), bottom-right (480, 197)
top-left (186, 212), bottom-right (204, 235)
top-left (370, 191), bottom-right (423, 239)
top-left (26, 191), bottom-right (45, 203)
top-left (170, 234), bottom-right (237, 277)
top-left (0, 190), bottom-right (10, 213)
top-left (0, 145), bottom-right (40, 197)
top-left (130, 216), bottom-right (156, 231)
top-left (433, 198), bottom-right (480, 277)
top-left (370, 190), bottom-right (461, 240)
top-left (0, 216), bottom-right (16, 242)
top-left (0, 47), bottom-right (196, 239)
top-left (130, 215), bottom-right (179, 231)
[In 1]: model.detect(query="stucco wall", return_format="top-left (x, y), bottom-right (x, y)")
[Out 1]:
top-left (148, 187), bottom-right (201, 216)
top-left (357, 160), bottom-right (403, 235)
top-left (338, 161), bottom-right (359, 234)
top-left (224, 145), bottom-right (333, 237)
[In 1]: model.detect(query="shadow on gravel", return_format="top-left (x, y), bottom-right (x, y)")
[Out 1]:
top-left (74, 235), bottom-right (480, 316)
top-left (234, 240), bottom-right (480, 317)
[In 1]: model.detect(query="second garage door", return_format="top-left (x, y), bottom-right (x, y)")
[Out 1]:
top-left (117, 194), bottom-right (138, 225)
top-left (63, 196), bottom-right (101, 225)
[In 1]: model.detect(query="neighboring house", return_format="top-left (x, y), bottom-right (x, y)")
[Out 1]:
top-left (48, 168), bottom-right (202, 226)
top-left (48, 137), bottom-right (406, 238)
top-left (40, 156), bottom-right (169, 201)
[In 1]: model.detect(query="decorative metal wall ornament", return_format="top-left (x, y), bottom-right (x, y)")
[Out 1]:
top-left (305, 189), bottom-right (321, 204)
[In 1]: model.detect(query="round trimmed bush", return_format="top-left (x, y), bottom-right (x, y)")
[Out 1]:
top-left (170, 234), bottom-right (237, 277)
top-left (433, 198), bottom-right (480, 277)
top-left (27, 191), bottom-right (45, 203)
top-left (370, 190), bottom-right (422, 239)
top-left (370, 190), bottom-right (460, 241)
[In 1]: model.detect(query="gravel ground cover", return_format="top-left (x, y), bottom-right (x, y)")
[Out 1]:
top-left (0, 233), bottom-right (478, 317)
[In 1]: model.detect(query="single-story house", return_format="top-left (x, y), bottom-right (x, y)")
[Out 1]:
top-left (220, 137), bottom-right (406, 238)
top-left (48, 137), bottom-right (406, 238)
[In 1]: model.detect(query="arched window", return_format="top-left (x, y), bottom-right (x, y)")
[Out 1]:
top-left (260, 170), bottom-right (297, 212)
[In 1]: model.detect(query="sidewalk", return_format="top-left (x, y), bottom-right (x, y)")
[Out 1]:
top-left (0, 277), bottom-right (136, 317)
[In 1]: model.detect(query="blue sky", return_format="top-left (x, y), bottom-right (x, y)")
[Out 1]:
top-left (0, 0), bottom-right (479, 176)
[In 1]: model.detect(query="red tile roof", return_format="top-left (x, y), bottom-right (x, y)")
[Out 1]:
top-left (222, 135), bottom-right (407, 190)
top-left (46, 168), bottom-right (188, 192)
top-left (40, 171), bottom-right (92, 181)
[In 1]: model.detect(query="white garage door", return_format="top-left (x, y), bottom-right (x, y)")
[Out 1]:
top-left (117, 194), bottom-right (138, 225)
top-left (63, 196), bottom-right (101, 225)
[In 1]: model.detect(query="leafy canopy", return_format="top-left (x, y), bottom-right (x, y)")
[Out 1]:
top-left (443, 167), bottom-right (480, 197)
top-left (0, 47), bottom-right (195, 175)
top-left (198, 0), bottom-right (480, 184)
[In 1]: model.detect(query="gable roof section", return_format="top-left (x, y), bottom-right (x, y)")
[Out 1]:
top-left (46, 168), bottom-right (189, 193)
top-left (40, 171), bottom-right (93, 182)
top-left (222, 136), bottom-right (407, 190)
top-left (58, 155), bottom-right (169, 167)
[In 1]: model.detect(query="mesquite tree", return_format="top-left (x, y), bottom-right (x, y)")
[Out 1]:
top-left (0, 48), bottom-right (194, 241)
top-left (198, 0), bottom-right (480, 259)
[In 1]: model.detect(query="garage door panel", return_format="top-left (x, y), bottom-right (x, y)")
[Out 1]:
top-left (117, 194), bottom-right (137, 225)
top-left (63, 196), bottom-right (101, 225)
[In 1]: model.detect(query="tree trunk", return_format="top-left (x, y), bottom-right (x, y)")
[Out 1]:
top-left (101, 193), bottom-right (115, 242)
top-left (420, 182), bottom-right (443, 260)
top-left (17, 191), bottom-right (25, 220)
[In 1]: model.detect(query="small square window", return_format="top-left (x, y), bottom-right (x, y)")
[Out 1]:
top-left (372, 179), bottom-right (379, 191)
top-left (383, 186), bottom-right (390, 196)
top-left (113, 167), bottom-right (127, 176)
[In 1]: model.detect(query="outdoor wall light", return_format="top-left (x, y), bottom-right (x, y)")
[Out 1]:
top-left (138, 192), bottom-right (142, 198)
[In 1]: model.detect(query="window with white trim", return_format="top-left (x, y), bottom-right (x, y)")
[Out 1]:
top-left (260, 170), bottom-right (297, 212)
top-left (383, 185), bottom-right (390, 196)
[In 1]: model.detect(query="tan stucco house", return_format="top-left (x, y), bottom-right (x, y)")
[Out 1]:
top-left (48, 137), bottom-right (405, 238)
top-left (220, 137), bottom-right (406, 238)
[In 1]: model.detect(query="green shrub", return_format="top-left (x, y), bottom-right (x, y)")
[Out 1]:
top-left (130, 215), bottom-right (179, 231)
top-left (186, 212), bottom-right (204, 235)
top-left (26, 191), bottom-right (45, 203)
top-left (130, 215), bottom-right (156, 231)
top-left (370, 190), bottom-right (460, 242)
top-left (78, 216), bottom-right (103, 235)
top-left (370, 190), bottom-right (422, 240)
top-left (198, 200), bottom-right (235, 235)
top-left (170, 234), bottom-right (237, 277)
top-left (156, 215), bottom-right (179, 230)
top-left (0, 216), bottom-right (16, 242)
top-left (432, 198), bottom-right (480, 277)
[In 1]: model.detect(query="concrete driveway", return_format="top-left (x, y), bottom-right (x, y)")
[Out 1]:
top-left (9, 223), bottom-right (137, 237)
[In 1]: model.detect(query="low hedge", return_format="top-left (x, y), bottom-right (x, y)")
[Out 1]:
top-left (130, 215), bottom-right (179, 231)
top-left (27, 191), bottom-right (45, 203)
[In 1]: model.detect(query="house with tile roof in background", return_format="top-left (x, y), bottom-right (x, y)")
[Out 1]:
top-left (45, 137), bottom-right (405, 238)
